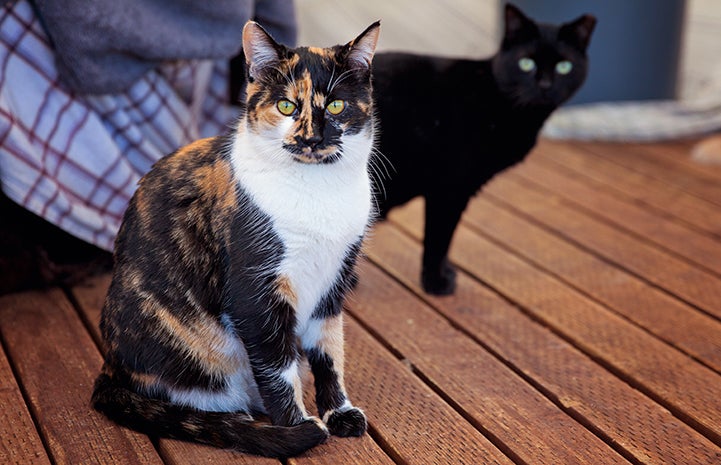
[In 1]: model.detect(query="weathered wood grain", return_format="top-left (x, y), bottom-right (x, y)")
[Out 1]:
top-left (0, 344), bottom-right (51, 465)
top-left (580, 142), bottom-right (721, 205)
top-left (0, 289), bottom-right (163, 465)
top-left (461, 194), bottom-right (721, 374)
top-left (350, 259), bottom-right (631, 464)
top-left (341, 316), bottom-right (515, 465)
top-left (512, 156), bottom-right (721, 276)
top-left (368, 219), bottom-right (721, 464)
top-left (483, 174), bottom-right (721, 321)
top-left (533, 140), bottom-right (721, 237)
top-left (388, 199), bottom-right (721, 448)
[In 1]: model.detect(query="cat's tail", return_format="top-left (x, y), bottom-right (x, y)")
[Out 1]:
top-left (91, 373), bottom-right (329, 458)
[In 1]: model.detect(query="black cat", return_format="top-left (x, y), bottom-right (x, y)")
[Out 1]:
top-left (371, 3), bottom-right (596, 294)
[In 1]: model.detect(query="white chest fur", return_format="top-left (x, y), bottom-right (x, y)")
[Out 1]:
top-left (230, 129), bottom-right (373, 333)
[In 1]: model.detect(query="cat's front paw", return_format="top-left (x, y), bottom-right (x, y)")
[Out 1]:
top-left (324, 407), bottom-right (367, 437)
top-left (421, 263), bottom-right (457, 295)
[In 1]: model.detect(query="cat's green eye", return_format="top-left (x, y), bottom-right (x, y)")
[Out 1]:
top-left (555, 60), bottom-right (573, 75)
top-left (326, 99), bottom-right (346, 115)
top-left (277, 100), bottom-right (297, 116)
top-left (518, 57), bottom-right (536, 73)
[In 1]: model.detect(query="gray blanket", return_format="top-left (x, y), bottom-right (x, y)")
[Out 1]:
top-left (33, 0), bottom-right (297, 94)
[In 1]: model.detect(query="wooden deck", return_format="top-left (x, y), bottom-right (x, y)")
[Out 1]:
top-left (2, 139), bottom-right (721, 464)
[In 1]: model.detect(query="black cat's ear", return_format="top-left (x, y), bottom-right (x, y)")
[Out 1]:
top-left (242, 21), bottom-right (283, 81)
top-left (559, 14), bottom-right (597, 52)
top-left (502, 3), bottom-right (539, 47)
top-left (342, 21), bottom-right (381, 70)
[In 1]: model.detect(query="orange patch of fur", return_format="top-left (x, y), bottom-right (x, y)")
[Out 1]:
top-left (307, 46), bottom-right (332, 58)
top-left (149, 303), bottom-right (240, 377)
top-left (130, 371), bottom-right (161, 390)
top-left (275, 275), bottom-right (298, 307)
top-left (312, 92), bottom-right (327, 108)
top-left (319, 315), bottom-right (346, 389)
top-left (195, 158), bottom-right (237, 211)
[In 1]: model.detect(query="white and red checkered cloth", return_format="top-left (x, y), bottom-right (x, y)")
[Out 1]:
top-left (0, 1), bottom-right (240, 251)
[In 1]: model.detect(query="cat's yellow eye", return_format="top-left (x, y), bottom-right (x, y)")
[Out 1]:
top-left (326, 99), bottom-right (346, 115)
top-left (555, 60), bottom-right (573, 75)
top-left (518, 57), bottom-right (536, 73)
top-left (277, 100), bottom-right (297, 116)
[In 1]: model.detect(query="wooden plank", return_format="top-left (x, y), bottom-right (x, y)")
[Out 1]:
top-left (0, 344), bottom-right (51, 465)
top-left (533, 140), bottom-right (721, 237)
top-left (341, 315), bottom-right (515, 465)
top-left (157, 440), bottom-right (277, 465)
top-left (482, 174), bottom-right (721, 321)
top-left (461, 192), bottom-right (721, 374)
top-left (626, 142), bottom-right (721, 190)
top-left (511, 157), bottom-right (721, 277)
top-left (350, 259), bottom-right (631, 464)
top-left (387, 201), bottom-right (721, 447)
top-left (72, 276), bottom-right (395, 465)
top-left (642, 141), bottom-right (721, 178)
top-left (290, 435), bottom-right (394, 465)
top-left (368, 220), bottom-right (721, 465)
top-left (578, 142), bottom-right (721, 206)
top-left (0, 289), bottom-right (163, 465)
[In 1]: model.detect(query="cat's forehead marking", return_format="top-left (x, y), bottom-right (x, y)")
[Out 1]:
top-left (307, 46), bottom-right (333, 59)
top-left (296, 69), bottom-right (313, 96)
top-left (291, 69), bottom-right (327, 111)
top-left (312, 92), bottom-right (326, 108)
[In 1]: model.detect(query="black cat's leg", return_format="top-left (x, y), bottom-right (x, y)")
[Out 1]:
top-left (301, 312), bottom-right (367, 437)
top-left (421, 194), bottom-right (469, 295)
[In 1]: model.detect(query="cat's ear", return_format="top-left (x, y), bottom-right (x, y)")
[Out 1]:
top-left (559, 14), bottom-right (597, 52)
top-left (242, 21), bottom-right (283, 81)
top-left (502, 3), bottom-right (539, 47)
top-left (342, 21), bottom-right (381, 70)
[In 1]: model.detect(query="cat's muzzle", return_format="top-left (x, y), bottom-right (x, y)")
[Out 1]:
top-left (286, 145), bottom-right (341, 164)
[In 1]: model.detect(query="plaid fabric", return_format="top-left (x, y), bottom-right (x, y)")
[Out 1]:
top-left (0, 1), bottom-right (239, 251)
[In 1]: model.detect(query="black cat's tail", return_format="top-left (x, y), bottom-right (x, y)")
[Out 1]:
top-left (91, 373), bottom-right (328, 458)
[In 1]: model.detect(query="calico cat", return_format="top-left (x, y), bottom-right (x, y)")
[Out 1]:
top-left (372, 3), bottom-right (596, 294)
top-left (91, 21), bottom-right (380, 458)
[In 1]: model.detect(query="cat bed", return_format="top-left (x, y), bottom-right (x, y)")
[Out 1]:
top-left (542, 63), bottom-right (721, 142)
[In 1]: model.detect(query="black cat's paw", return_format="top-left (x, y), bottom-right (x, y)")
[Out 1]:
top-left (324, 407), bottom-right (367, 437)
top-left (421, 263), bottom-right (457, 295)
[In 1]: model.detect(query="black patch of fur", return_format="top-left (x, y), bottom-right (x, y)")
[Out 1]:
top-left (305, 348), bottom-right (345, 419)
